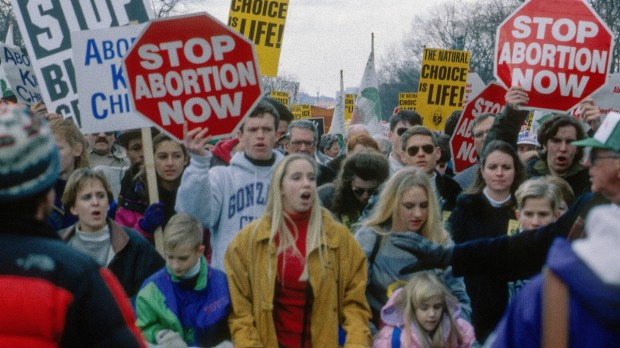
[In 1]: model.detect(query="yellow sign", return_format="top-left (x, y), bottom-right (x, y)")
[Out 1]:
top-left (399, 92), bottom-right (417, 111)
top-left (344, 94), bottom-right (356, 122)
top-left (270, 90), bottom-right (289, 107)
top-left (228, 0), bottom-right (289, 77)
top-left (416, 48), bottom-right (470, 131)
top-left (506, 219), bottom-right (520, 236)
top-left (291, 104), bottom-right (311, 120)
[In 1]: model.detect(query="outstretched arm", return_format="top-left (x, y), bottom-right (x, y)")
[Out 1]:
top-left (397, 192), bottom-right (593, 279)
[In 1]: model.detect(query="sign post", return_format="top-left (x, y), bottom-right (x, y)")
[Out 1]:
top-left (124, 12), bottom-right (263, 142)
top-left (495, 0), bottom-right (614, 112)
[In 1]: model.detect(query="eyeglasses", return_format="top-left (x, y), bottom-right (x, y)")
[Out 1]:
top-left (473, 129), bottom-right (490, 139)
top-left (396, 127), bottom-right (409, 136)
top-left (587, 149), bottom-right (620, 164)
top-left (406, 144), bottom-right (435, 156)
top-left (351, 185), bottom-right (378, 197)
top-left (290, 140), bottom-right (316, 148)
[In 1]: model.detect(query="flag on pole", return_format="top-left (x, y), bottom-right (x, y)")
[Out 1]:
top-left (350, 33), bottom-right (383, 136)
top-left (330, 70), bottom-right (345, 135)
top-left (5, 24), bottom-right (14, 46)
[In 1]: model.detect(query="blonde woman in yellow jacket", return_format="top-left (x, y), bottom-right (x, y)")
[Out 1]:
top-left (225, 154), bottom-right (372, 347)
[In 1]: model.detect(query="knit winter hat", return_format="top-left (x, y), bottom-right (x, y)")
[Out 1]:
top-left (0, 104), bottom-right (59, 201)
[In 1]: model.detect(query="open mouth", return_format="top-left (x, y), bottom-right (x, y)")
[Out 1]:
top-left (301, 192), bottom-right (311, 200)
top-left (555, 155), bottom-right (568, 165)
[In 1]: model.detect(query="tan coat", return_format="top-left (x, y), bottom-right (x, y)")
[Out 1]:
top-left (225, 208), bottom-right (372, 347)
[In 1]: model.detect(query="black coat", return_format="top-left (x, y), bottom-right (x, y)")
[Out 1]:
top-left (450, 192), bottom-right (596, 279)
top-left (446, 192), bottom-right (515, 342)
top-left (435, 171), bottom-right (462, 212)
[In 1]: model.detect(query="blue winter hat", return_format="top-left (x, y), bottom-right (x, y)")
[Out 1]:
top-left (0, 104), bottom-right (60, 201)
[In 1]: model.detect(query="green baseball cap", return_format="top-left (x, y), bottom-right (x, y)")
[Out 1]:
top-left (572, 112), bottom-right (620, 153)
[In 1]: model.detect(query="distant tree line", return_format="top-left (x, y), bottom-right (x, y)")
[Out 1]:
top-left (376, 0), bottom-right (620, 118)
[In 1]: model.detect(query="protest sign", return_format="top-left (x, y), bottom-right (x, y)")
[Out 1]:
top-left (228, 0), bottom-right (289, 77)
top-left (72, 24), bottom-right (152, 133)
top-left (495, 0), bottom-right (614, 112)
top-left (291, 104), bottom-right (312, 120)
top-left (464, 72), bottom-right (485, 105)
top-left (124, 13), bottom-right (263, 142)
top-left (450, 83), bottom-right (507, 173)
top-left (10, 0), bottom-right (153, 124)
top-left (0, 66), bottom-right (12, 99)
top-left (0, 44), bottom-right (41, 105)
top-left (398, 92), bottom-right (417, 111)
top-left (270, 90), bottom-right (289, 107)
top-left (417, 48), bottom-right (470, 131)
top-left (345, 93), bottom-right (356, 122)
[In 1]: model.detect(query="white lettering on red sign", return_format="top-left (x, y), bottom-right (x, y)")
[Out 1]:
top-left (131, 35), bottom-right (258, 126)
top-left (498, 15), bottom-right (609, 99)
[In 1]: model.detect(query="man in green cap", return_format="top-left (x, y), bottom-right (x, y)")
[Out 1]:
top-left (490, 111), bottom-right (620, 347)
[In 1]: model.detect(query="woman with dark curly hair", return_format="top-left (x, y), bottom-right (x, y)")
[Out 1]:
top-left (318, 150), bottom-right (389, 231)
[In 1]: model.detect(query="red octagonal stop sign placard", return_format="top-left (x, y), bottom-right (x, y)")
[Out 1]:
top-left (124, 12), bottom-right (262, 142)
top-left (494, 0), bottom-right (613, 112)
top-left (450, 83), bottom-right (507, 173)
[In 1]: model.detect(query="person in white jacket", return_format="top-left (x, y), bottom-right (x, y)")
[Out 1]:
top-left (176, 100), bottom-right (284, 270)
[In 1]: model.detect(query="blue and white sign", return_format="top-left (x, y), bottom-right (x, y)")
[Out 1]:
top-left (0, 43), bottom-right (42, 105)
top-left (72, 24), bottom-right (152, 133)
top-left (11, 0), bottom-right (153, 125)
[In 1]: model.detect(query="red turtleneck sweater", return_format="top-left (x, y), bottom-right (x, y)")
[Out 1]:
top-left (274, 209), bottom-right (313, 348)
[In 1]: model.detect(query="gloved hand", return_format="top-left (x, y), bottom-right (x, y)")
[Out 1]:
top-left (156, 329), bottom-right (188, 348)
top-left (390, 235), bottom-right (454, 274)
top-left (138, 202), bottom-right (166, 234)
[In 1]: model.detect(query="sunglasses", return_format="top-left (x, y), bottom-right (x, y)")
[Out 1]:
top-left (351, 185), bottom-right (378, 197)
top-left (396, 127), bottom-right (408, 136)
top-left (406, 144), bottom-right (434, 156)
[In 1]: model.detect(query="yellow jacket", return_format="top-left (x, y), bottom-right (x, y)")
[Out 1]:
top-left (225, 208), bottom-right (372, 347)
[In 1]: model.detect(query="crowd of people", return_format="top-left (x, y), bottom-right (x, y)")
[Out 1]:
top-left (1, 81), bottom-right (619, 348)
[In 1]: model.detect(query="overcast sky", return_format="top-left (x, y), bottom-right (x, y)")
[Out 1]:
top-left (182, 0), bottom-right (450, 97)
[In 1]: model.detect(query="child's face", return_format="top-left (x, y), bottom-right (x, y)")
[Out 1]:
top-left (415, 295), bottom-right (444, 333)
top-left (165, 243), bottom-right (203, 278)
top-left (516, 197), bottom-right (558, 230)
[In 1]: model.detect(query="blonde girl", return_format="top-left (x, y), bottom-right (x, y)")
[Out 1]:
top-left (355, 167), bottom-right (471, 328)
top-left (373, 271), bottom-right (476, 348)
top-left (225, 154), bottom-right (372, 347)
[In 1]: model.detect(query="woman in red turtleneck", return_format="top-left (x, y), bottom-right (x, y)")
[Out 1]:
top-left (225, 154), bottom-right (372, 347)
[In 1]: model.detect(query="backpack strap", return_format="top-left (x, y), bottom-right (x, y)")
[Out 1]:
top-left (369, 234), bottom-right (383, 267)
top-left (391, 326), bottom-right (401, 348)
top-left (542, 267), bottom-right (569, 348)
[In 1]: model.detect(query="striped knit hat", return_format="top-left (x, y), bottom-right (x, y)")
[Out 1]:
top-left (0, 104), bottom-right (59, 201)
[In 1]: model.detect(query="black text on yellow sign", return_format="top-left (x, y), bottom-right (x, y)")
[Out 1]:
top-left (228, 0), bottom-right (289, 77)
top-left (270, 90), bottom-right (289, 107)
top-left (417, 48), bottom-right (470, 131)
top-left (291, 104), bottom-right (311, 120)
top-left (345, 94), bottom-right (356, 121)
top-left (398, 92), bottom-right (417, 111)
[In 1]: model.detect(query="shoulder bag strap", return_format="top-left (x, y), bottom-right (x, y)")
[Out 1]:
top-left (542, 267), bottom-right (569, 348)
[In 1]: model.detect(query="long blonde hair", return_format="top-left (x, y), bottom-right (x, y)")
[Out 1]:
top-left (263, 154), bottom-right (328, 281)
top-left (395, 271), bottom-right (463, 348)
top-left (49, 118), bottom-right (89, 170)
top-left (362, 167), bottom-right (450, 245)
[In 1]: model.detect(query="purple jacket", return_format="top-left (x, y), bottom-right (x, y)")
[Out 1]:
top-left (492, 239), bottom-right (620, 347)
